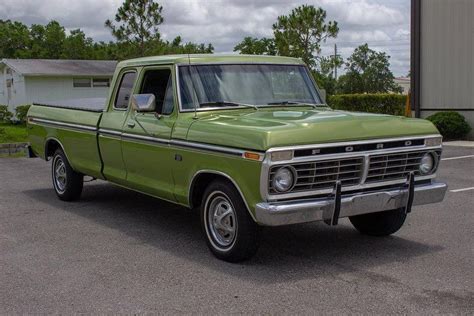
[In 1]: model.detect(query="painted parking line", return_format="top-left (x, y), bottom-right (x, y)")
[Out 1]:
top-left (441, 155), bottom-right (474, 161)
top-left (450, 187), bottom-right (474, 193)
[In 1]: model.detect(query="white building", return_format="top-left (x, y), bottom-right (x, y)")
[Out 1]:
top-left (0, 59), bottom-right (117, 112)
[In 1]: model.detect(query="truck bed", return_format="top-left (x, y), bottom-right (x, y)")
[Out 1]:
top-left (27, 101), bottom-right (104, 179)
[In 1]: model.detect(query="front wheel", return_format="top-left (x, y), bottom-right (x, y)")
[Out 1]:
top-left (52, 148), bottom-right (83, 201)
top-left (349, 208), bottom-right (407, 236)
top-left (201, 180), bottom-right (261, 262)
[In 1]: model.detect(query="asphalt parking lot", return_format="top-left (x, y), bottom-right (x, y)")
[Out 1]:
top-left (1, 145), bottom-right (473, 314)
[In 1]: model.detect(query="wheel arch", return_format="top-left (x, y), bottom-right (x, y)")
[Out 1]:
top-left (44, 137), bottom-right (68, 161)
top-left (189, 170), bottom-right (257, 222)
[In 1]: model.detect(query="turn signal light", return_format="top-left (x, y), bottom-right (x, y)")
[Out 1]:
top-left (244, 152), bottom-right (261, 161)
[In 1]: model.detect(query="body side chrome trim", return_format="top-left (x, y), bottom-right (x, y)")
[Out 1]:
top-left (188, 170), bottom-right (257, 222)
top-left (98, 128), bottom-right (122, 136)
top-left (170, 139), bottom-right (245, 157)
top-left (122, 132), bottom-right (171, 145)
top-left (100, 126), bottom-right (261, 158)
top-left (30, 117), bottom-right (97, 133)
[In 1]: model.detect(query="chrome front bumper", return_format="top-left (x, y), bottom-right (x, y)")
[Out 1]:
top-left (255, 181), bottom-right (447, 226)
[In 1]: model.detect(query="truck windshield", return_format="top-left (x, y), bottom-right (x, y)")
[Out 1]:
top-left (178, 64), bottom-right (322, 110)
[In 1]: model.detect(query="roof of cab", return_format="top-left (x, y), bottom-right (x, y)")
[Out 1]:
top-left (116, 54), bottom-right (305, 69)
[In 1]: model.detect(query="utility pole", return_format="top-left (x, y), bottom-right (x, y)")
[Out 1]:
top-left (333, 44), bottom-right (339, 80)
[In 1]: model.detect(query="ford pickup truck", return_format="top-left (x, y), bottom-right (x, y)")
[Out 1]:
top-left (27, 54), bottom-right (447, 262)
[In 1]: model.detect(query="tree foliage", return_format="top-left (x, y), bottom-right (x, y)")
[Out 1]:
top-left (0, 2), bottom-right (213, 61)
top-left (233, 37), bottom-right (276, 55)
top-left (105, 0), bottom-right (163, 54)
top-left (272, 5), bottom-right (338, 67)
top-left (337, 44), bottom-right (402, 94)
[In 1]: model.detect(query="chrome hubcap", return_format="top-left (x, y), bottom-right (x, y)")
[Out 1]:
top-left (207, 194), bottom-right (237, 248)
top-left (53, 157), bottom-right (67, 193)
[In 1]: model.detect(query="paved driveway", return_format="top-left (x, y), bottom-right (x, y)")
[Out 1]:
top-left (0, 146), bottom-right (473, 314)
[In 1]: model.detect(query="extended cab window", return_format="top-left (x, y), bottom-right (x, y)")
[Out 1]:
top-left (114, 72), bottom-right (137, 109)
top-left (140, 69), bottom-right (174, 115)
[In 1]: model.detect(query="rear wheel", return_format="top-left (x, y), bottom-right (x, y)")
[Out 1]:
top-left (52, 148), bottom-right (83, 201)
top-left (201, 179), bottom-right (260, 262)
top-left (349, 208), bottom-right (407, 236)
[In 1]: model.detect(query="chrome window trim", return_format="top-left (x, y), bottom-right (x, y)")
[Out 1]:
top-left (260, 135), bottom-right (443, 201)
top-left (175, 63), bottom-right (319, 113)
top-left (112, 70), bottom-right (138, 111)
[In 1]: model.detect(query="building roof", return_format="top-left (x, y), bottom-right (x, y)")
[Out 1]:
top-left (118, 54), bottom-right (304, 69)
top-left (394, 77), bottom-right (411, 82)
top-left (0, 59), bottom-right (117, 77)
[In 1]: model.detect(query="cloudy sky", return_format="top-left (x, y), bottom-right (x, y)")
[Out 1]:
top-left (0, 0), bottom-right (410, 76)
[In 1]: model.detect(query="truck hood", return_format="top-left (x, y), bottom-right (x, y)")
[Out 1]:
top-left (186, 108), bottom-right (439, 151)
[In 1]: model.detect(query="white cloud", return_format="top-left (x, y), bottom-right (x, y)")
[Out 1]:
top-left (0, 0), bottom-right (410, 75)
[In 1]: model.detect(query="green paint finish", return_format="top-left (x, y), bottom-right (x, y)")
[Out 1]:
top-left (26, 55), bottom-right (441, 222)
top-left (27, 105), bottom-right (103, 179)
top-left (186, 107), bottom-right (439, 151)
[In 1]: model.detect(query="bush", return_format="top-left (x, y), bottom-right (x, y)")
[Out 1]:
top-left (15, 105), bottom-right (31, 123)
top-left (0, 105), bottom-right (13, 122)
top-left (327, 94), bottom-right (406, 116)
top-left (426, 111), bottom-right (471, 140)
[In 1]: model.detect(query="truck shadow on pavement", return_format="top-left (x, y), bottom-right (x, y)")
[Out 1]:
top-left (24, 181), bottom-right (443, 284)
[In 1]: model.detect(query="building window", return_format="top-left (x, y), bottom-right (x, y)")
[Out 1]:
top-left (73, 78), bottom-right (91, 88)
top-left (92, 78), bottom-right (110, 87)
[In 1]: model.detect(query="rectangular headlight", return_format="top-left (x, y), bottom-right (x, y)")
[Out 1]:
top-left (425, 136), bottom-right (442, 147)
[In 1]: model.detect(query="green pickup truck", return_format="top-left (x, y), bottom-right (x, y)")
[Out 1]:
top-left (27, 54), bottom-right (446, 262)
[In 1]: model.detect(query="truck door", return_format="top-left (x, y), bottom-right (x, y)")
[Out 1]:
top-left (121, 65), bottom-right (176, 201)
top-left (99, 69), bottom-right (138, 185)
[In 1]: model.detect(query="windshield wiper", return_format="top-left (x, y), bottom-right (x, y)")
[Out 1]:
top-left (267, 101), bottom-right (304, 105)
top-left (199, 101), bottom-right (258, 110)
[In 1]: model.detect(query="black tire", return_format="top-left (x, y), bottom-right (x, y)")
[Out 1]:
top-left (200, 179), bottom-right (260, 262)
top-left (51, 148), bottom-right (83, 201)
top-left (349, 208), bottom-right (407, 236)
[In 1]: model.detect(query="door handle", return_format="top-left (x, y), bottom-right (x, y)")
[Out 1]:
top-left (127, 120), bottom-right (135, 128)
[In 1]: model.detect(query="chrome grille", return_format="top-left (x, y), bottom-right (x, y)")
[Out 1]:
top-left (365, 150), bottom-right (440, 183)
top-left (269, 157), bottom-right (364, 194)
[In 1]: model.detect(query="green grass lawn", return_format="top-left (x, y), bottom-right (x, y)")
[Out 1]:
top-left (0, 123), bottom-right (28, 144)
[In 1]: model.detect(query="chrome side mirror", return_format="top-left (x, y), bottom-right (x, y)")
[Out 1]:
top-left (131, 94), bottom-right (156, 112)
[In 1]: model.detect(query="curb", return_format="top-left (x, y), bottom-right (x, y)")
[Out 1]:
top-left (0, 142), bottom-right (29, 156)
